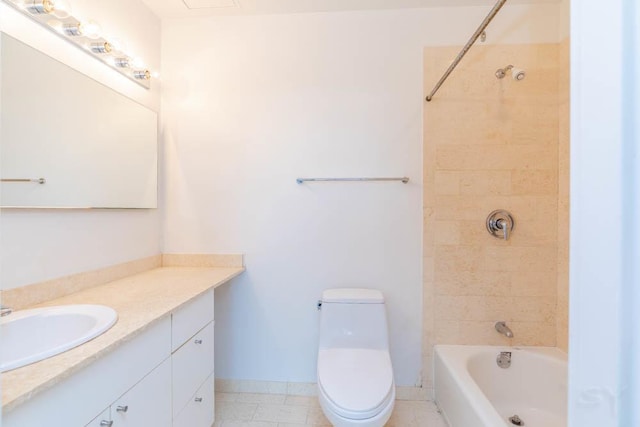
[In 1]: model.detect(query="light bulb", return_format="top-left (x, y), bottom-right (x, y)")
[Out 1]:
top-left (131, 57), bottom-right (146, 69)
top-left (50, 0), bottom-right (71, 18)
top-left (108, 38), bottom-right (128, 54)
top-left (82, 20), bottom-right (102, 39)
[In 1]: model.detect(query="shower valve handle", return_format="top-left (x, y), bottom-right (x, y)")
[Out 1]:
top-left (497, 219), bottom-right (509, 240)
top-left (486, 210), bottom-right (515, 241)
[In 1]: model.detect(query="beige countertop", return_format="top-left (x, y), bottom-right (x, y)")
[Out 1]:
top-left (1, 266), bottom-right (244, 412)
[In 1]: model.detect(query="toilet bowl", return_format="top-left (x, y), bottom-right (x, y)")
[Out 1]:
top-left (317, 288), bottom-right (395, 427)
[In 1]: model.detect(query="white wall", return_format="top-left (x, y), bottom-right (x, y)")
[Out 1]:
top-left (0, 0), bottom-right (162, 290)
top-left (569, 0), bottom-right (639, 425)
top-left (162, 4), bottom-right (561, 386)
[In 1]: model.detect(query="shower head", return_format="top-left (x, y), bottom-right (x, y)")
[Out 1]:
top-left (495, 65), bottom-right (526, 81)
top-left (511, 67), bottom-right (525, 80)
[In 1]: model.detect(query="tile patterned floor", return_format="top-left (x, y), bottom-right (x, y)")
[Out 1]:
top-left (214, 392), bottom-right (449, 427)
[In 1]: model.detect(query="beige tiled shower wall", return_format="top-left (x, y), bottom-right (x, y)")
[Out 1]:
top-left (557, 38), bottom-right (570, 352)
top-left (423, 43), bottom-right (563, 388)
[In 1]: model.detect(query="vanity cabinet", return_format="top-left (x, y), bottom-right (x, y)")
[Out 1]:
top-left (3, 289), bottom-right (216, 427)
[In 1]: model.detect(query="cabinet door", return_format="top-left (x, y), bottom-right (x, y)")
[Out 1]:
top-left (112, 358), bottom-right (172, 427)
top-left (85, 408), bottom-right (111, 427)
top-left (172, 321), bottom-right (214, 416)
top-left (173, 371), bottom-right (215, 427)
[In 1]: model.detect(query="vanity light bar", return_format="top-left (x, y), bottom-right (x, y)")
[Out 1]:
top-left (2, 0), bottom-right (155, 89)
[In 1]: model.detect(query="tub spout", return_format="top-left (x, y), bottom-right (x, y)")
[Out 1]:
top-left (495, 321), bottom-right (513, 338)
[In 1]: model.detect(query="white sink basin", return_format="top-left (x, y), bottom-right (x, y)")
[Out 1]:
top-left (0, 305), bottom-right (117, 372)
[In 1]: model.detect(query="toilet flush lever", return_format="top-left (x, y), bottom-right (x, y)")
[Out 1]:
top-left (486, 210), bottom-right (514, 240)
top-left (317, 300), bottom-right (322, 311)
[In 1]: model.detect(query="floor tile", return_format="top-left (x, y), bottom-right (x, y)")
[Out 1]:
top-left (216, 401), bottom-right (259, 421)
top-left (284, 395), bottom-right (318, 407)
top-left (236, 393), bottom-right (288, 404)
top-left (306, 405), bottom-right (331, 425)
top-left (253, 403), bottom-right (309, 424)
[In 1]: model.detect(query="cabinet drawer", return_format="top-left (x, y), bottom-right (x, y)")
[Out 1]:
top-left (172, 289), bottom-right (214, 352)
top-left (172, 321), bottom-right (214, 416)
top-left (85, 407), bottom-right (111, 427)
top-left (173, 371), bottom-right (215, 427)
top-left (112, 357), bottom-right (172, 427)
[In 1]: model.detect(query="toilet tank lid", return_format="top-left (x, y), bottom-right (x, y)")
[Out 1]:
top-left (322, 288), bottom-right (384, 303)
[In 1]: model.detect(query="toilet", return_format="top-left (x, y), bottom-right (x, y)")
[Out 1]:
top-left (317, 288), bottom-right (395, 427)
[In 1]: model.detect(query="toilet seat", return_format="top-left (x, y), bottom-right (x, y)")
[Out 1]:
top-left (317, 348), bottom-right (394, 420)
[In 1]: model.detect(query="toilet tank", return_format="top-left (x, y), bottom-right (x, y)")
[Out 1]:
top-left (318, 288), bottom-right (389, 350)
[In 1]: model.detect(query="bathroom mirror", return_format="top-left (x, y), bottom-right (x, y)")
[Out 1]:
top-left (0, 33), bottom-right (157, 208)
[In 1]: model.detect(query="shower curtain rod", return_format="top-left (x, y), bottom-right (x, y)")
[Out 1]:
top-left (425, 0), bottom-right (507, 102)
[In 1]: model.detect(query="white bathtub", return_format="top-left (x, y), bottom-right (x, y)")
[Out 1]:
top-left (434, 345), bottom-right (567, 427)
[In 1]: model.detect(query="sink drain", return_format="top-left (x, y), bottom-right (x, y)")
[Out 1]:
top-left (509, 415), bottom-right (525, 426)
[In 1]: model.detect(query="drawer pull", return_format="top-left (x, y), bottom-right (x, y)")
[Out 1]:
top-left (116, 405), bottom-right (129, 412)
top-left (195, 397), bottom-right (203, 403)
top-left (100, 421), bottom-right (113, 427)
top-left (194, 339), bottom-right (203, 344)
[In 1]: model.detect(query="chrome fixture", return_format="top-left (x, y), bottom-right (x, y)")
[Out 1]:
top-left (296, 177), bottom-right (409, 184)
top-left (487, 210), bottom-right (514, 240)
top-left (425, 0), bottom-right (508, 102)
top-left (0, 306), bottom-right (12, 317)
top-left (25, 0), bottom-right (54, 14)
top-left (99, 421), bottom-right (113, 427)
top-left (495, 64), bottom-right (512, 78)
top-left (90, 41), bottom-right (112, 54)
top-left (495, 321), bottom-right (514, 338)
top-left (133, 69), bottom-right (151, 80)
top-left (509, 414), bottom-right (525, 426)
top-left (496, 64), bottom-right (526, 81)
top-left (116, 405), bottom-right (128, 413)
top-left (25, 0), bottom-right (71, 17)
top-left (496, 351), bottom-right (512, 369)
top-left (114, 57), bottom-right (131, 68)
top-left (195, 397), bottom-right (203, 402)
top-left (62, 22), bottom-right (82, 36)
top-left (1, 178), bottom-right (46, 184)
